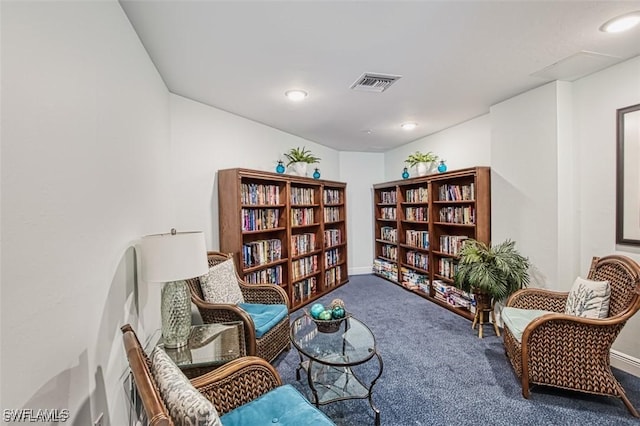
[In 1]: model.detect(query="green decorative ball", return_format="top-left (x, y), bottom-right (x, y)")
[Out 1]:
top-left (318, 310), bottom-right (333, 321)
top-left (332, 306), bottom-right (345, 319)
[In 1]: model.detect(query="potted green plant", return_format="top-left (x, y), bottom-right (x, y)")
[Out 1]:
top-left (454, 239), bottom-right (530, 304)
top-left (284, 146), bottom-right (321, 176)
top-left (405, 151), bottom-right (439, 176)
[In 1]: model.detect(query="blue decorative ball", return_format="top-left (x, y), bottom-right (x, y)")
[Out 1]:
top-left (310, 303), bottom-right (325, 319)
top-left (437, 161), bottom-right (447, 173)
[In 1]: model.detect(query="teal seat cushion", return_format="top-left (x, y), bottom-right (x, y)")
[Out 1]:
top-left (502, 307), bottom-right (554, 343)
top-left (220, 384), bottom-right (335, 426)
top-left (238, 303), bottom-right (288, 338)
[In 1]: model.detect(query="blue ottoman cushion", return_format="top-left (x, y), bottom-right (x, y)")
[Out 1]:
top-left (220, 384), bottom-right (335, 426)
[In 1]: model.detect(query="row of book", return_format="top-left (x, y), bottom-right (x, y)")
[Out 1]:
top-left (438, 206), bottom-right (475, 224)
top-left (380, 226), bottom-right (397, 242)
top-left (291, 208), bottom-right (315, 226)
top-left (406, 250), bottom-right (429, 271)
top-left (324, 248), bottom-right (340, 267)
top-left (324, 207), bottom-right (340, 222)
top-left (292, 277), bottom-right (317, 304)
top-left (405, 187), bottom-right (428, 203)
top-left (438, 183), bottom-right (475, 201)
top-left (380, 207), bottom-right (396, 220)
top-left (401, 267), bottom-right (429, 293)
top-left (241, 208), bottom-right (280, 231)
top-left (292, 255), bottom-right (318, 279)
top-left (379, 190), bottom-right (397, 204)
top-left (291, 233), bottom-right (316, 256)
top-left (242, 239), bottom-right (282, 267)
top-left (323, 189), bottom-right (341, 204)
top-left (405, 207), bottom-right (428, 222)
top-left (432, 280), bottom-right (475, 311)
top-left (244, 265), bottom-right (283, 285)
top-left (291, 187), bottom-right (315, 205)
top-left (405, 230), bottom-right (429, 249)
top-left (324, 229), bottom-right (342, 247)
top-left (372, 258), bottom-right (398, 281)
top-left (438, 258), bottom-right (458, 279)
top-left (439, 235), bottom-right (468, 255)
top-left (325, 265), bottom-right (342, 288)
top-left (381, 244), bottom-right (398, 261)
top-left (241, 183), bottom-right (280, 205)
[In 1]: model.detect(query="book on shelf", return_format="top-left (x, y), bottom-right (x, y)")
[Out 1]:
top-left (291, 187), bottom-right (315, 204)
top-left (405, 230), bottom-right (429, 249)
top-left (241, 208), bottom-right (279, 231)
top-left (242, 239), bottom-right (282, 268)
top-left (324, 229), bottom-right (342, 246)
top-left (241, 183), bottom-right (280, 205)
top-left (405, 187), bottom-right (428, 203)
top-left (323, 188), bottom-right (341, 204)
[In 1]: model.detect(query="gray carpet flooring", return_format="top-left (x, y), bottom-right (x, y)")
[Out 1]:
top-left (273, 274), bottom-right (640, 425)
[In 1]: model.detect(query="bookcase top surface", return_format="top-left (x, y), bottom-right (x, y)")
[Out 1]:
top-left (218, 167), bottom-right (346, 186)
top-left (373, 166), bottom-right (490, 188)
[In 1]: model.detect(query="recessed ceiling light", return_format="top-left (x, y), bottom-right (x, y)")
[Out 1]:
top-left (401, 122), bottom-right (417, 131)
top-left (600, 11), bottom-right (640, 33)
top-left (285, 90), bottom-right (308, 101)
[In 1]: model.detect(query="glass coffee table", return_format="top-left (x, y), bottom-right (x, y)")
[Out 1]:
top-left (290, 314), bottom-right (383, 425)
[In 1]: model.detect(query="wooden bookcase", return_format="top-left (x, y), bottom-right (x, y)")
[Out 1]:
top-left (372, 167), bottom-right (490, 320)
top-left (218, 168), bottom-right (348, 311)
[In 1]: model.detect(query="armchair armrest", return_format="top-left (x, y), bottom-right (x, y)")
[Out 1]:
top-left (238, 281), bottom-right (290, 306)
top-left (191, 356), bottom-right (282, 416)
top-left (506, 287), bottom-right (568, 312)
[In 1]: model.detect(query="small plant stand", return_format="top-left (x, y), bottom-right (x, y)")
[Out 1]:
top-left (472, 294), bottom-right (500, 339)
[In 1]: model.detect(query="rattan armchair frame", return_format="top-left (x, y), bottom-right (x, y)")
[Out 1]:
top-left (503, 255), bottom-right (640, 417)
top-left (186, 251), bottom-right (291, 363)
top-left (121, 324), bottom-right (283, 425)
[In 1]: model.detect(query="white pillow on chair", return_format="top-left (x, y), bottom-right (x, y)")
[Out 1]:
top-left (199, 258), bottom-right (245, 304)
top-left (565, 276), bottom-right (611, 319)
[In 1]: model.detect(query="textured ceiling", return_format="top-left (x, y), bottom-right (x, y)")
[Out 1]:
top-left (120, 1), bottom-right (640, 152)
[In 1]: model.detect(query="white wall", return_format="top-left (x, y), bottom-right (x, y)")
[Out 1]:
top-left (573, 55), bottom-right (640, 359)
top-left (490, 82), bottom-right (563, 288)
top-left (170, 94), bottom-right (341, 251)
top-left (339, 152), bottom-right (385, 275)
top-left (384, 114), bottom-right (491, 181)
top-left (2, 1), bottom-right (171, 424)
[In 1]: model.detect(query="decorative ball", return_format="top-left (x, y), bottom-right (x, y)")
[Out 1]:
top-left (329, 299), bottom-right (345, 310)
top-left (310, 303), bottom-right (325, 319)
top-left (331, 306), bottom-right (345, 319)
top-left (318, 310), bottom-right (333, 321)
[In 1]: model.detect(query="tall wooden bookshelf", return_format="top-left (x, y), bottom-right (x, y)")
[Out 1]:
top-left (373, 167), bottom-right (490, 320)
top-left (218, 168), bottom-right (348, 311)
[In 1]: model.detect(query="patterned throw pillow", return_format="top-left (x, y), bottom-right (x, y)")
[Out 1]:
top-left (565, 277), bottom-right (611, 318)
top-left (199, 258), bottom-right (245, 304)
top-left (150, 346), bottom-right (222, 426)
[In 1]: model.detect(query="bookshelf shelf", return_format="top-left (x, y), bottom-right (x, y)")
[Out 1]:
top-left (372, 166), bottom-right (491, 321)
top-left (218, 168), bottom-right (349, 312)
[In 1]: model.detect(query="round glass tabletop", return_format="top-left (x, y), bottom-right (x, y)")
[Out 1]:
top-left (290, 314), bottom-right (377, 366)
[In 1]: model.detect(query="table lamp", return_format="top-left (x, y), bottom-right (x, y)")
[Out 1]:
top-left (140, 229), bottom-right (208, 348)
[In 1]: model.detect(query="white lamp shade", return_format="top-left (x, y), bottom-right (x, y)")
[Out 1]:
top-left (140, 231), bottom-right (208, 282)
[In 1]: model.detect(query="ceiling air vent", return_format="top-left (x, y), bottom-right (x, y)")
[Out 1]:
top-left (350, 72), bottom-right (402, 93)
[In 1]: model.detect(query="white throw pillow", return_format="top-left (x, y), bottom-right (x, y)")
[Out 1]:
top-left (199, 258), bottom-right (245, 304)
top-left (565, 276), bottom-right (611, 319)
top-left (150, 346), bottom-right (222, 426)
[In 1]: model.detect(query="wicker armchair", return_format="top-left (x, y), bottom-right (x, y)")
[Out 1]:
top-left (503, 255), bottom-right (640, 417)
top-left (121, 325), bottom-right (334, 425)
top-left (186, 251), bottom-right (291, 363)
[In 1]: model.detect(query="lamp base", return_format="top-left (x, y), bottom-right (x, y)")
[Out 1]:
top-left (161, 280), bottom-right (191, 348)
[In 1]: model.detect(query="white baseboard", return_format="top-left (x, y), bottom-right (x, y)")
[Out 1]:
top-left (349, 266), bottom-right (373, 276)
top-left (611, 349), bottom-right (640, 378)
